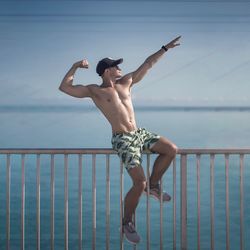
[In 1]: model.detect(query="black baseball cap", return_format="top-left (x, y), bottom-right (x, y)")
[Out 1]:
top-left (96, 57), bottom-right (123, 76)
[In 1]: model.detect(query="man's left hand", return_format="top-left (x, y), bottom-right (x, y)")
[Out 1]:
top-left (164, 36), bottom-right (181, 50)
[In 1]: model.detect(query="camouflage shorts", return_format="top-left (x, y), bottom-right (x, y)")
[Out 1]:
top-left (111, 128), bottom-right (160, 171)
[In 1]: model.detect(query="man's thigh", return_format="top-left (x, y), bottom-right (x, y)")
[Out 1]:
top-left (127, 165), bottom-right (146, 184)
top-left (150, 136), bottom-right (177, 155)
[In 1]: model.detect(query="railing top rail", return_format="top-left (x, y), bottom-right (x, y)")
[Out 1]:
top-left (178, 148), bottom-right (250, 154)
top-left (1, 148), bottom-right (250, 154)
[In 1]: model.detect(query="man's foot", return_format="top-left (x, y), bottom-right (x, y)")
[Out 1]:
top-left (144, 183), bottom-right (171, 202)
top-left (122, 221), bottom-right (141, 244)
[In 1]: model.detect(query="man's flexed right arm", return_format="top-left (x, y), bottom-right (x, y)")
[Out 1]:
top-left (59, 59), bottom-right (93, 98)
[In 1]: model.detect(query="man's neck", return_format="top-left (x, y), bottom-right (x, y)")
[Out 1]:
top-left (101, 76), bottom-right (117, 88)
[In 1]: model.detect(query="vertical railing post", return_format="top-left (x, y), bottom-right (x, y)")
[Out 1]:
top-left (173, 158), bottom-right (176, 250)
top-left (78, 154), bottom-right (83, 250)
top-left (64, 154), bottom-right (69, 250)
top-left (92, 154), bottom-right (96, 250)
top-left (21, 154), bottom-right (25, 250)
top-left (180, 154), bottom-right (187, 250)
top-left (240, 154), bottom-right (244, 250)
top-left (6, 154), bottom-right (11, 250)
top-left (106, 155), bottom-right (110, 250)
top-left (225, 154), bottom-right (230, 250)
top-left (196, 154), bottom-right (201, 250)
top-left (36, 154), bottom-right (41, 250)
top-left (119, 159), bottom-right (124, 250)
top-left (210, 154), bottom-right (215, 250)
top-left (160, 178), bottom-right (163, 250)
top-left (132, 213), bottom-right (137, 250)
top-left (50, 154), bottom-right (55, 250)
top-left (146, 154), bottom-right (151, 250)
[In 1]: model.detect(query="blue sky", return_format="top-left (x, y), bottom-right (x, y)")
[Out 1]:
top-left (1, 0), bottom-right (250, 106)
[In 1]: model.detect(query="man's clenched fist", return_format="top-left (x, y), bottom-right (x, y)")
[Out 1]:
top-left (74, 59), bottom-right (89, 69)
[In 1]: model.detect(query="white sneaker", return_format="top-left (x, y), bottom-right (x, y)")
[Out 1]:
top-left (144, 184), bottom-right (171, 202)
top-left (122, 221), bottom-right (141, 244)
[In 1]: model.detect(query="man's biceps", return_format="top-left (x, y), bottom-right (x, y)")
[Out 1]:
top-left (133, 65), bottom-right (148, 77)
top-left (68, 85), bottom-right (89, 97)
top-left (132, 69), bottom-right (147, 82)
top-left (77, 85), bottom-right (90, 96)
top-left (131, 70), bottom-right (141, 80)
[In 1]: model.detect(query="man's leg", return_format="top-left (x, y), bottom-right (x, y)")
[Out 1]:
top-left (123, 165), bottom-right (146, 224)
top-left (149, 137), bottom-right (177, 186)
top-left (122, 165), bottom-right (146, 244)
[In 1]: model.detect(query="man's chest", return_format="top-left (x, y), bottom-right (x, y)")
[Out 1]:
top-left (95, 87), bottom-right (131, 104)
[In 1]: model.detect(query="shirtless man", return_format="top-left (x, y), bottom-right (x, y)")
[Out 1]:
top-left (59, 36), bottom-right (180, 245)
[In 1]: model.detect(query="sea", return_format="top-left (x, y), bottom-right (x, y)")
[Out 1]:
top-left (0, 105), bottom-right (250, 250)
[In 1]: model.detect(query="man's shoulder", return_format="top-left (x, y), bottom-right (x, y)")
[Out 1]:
top-left (85, 84), bottom-right (101, 96)
top-left (117, 73), bottom-right (133, 86)
top-left (87, 84), bottom-right (100, 90)
top-left (87, 84), bottom-right (99, 88)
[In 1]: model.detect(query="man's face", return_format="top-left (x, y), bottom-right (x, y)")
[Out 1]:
top-left (111, 65), bottom-right (122, 78)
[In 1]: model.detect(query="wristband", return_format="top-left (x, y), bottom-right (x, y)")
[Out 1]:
top-left (161, 45), bottom-right (168, 52)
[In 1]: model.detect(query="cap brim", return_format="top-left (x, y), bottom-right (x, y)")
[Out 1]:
top-left (111, 58), bottom-right (123, 66)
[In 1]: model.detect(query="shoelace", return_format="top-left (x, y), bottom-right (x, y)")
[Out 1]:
top-left (144, 183), bottom-right (160, 192)
top-left (126, 222), bottom-right (136, 233)
top-left (150, 187), bottom-right (160, 195)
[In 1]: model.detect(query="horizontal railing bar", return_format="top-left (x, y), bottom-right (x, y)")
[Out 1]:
top-left (178, 149), bottom-right (250, 154)
top-left (0, 148), bottom-right (117, 154)
top-left (1, 148), bottom-right (250, 154)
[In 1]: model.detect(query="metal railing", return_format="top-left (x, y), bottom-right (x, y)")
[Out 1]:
top-left (0, 148), bottom-right (249, 250)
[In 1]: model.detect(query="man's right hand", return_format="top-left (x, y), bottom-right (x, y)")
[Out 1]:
top-left (73, 59), bottom-right (89, 69)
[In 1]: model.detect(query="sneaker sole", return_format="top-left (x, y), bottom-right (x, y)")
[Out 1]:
top-left (119, 227), bottom-right (141, 245)
top-left (124, 235), bottom-right (140, 245)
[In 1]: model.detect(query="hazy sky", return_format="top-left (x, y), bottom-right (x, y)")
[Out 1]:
top-left (1, 0), bottom-right (250, 106)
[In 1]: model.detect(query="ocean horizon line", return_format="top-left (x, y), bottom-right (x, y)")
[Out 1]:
top-left (1, 104), bottom-right (250, 112)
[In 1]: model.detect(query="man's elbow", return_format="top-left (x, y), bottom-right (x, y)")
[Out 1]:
top-left (144, 59), bottom-right (153, 69)
top-left (58, 84), bottom-right (65, 92)
top-left (59, 86), bottom-right (68, 95)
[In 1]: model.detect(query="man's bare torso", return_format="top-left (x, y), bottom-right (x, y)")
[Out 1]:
top-left (59, 36), bottom-right (181, 136)
top-left (88, 80), bottom-right (137, 134)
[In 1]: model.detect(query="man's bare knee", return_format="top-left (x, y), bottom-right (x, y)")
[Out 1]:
top-left (168, 144), bottom-right (178, 158)
top-left (160, 143), bottom-right (178, 159)
top-left (151, 137), bottom-right (177, 159)
top-left (128, 166), bottom-right (147, 192)
top-left (133, 179), bottom-right (147, 192)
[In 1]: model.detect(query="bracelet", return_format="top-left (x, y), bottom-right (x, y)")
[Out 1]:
top-left (161, 45), bottom-right (168, 52)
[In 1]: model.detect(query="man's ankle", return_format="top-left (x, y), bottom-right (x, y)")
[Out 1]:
top-left (123, 217), bottom-right (132, 225)
top-left (149, 181), bottom-right (160, 189)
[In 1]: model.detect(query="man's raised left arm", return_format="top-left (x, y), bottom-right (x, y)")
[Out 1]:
top-left (124, 36), bottom-right (181, 85)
